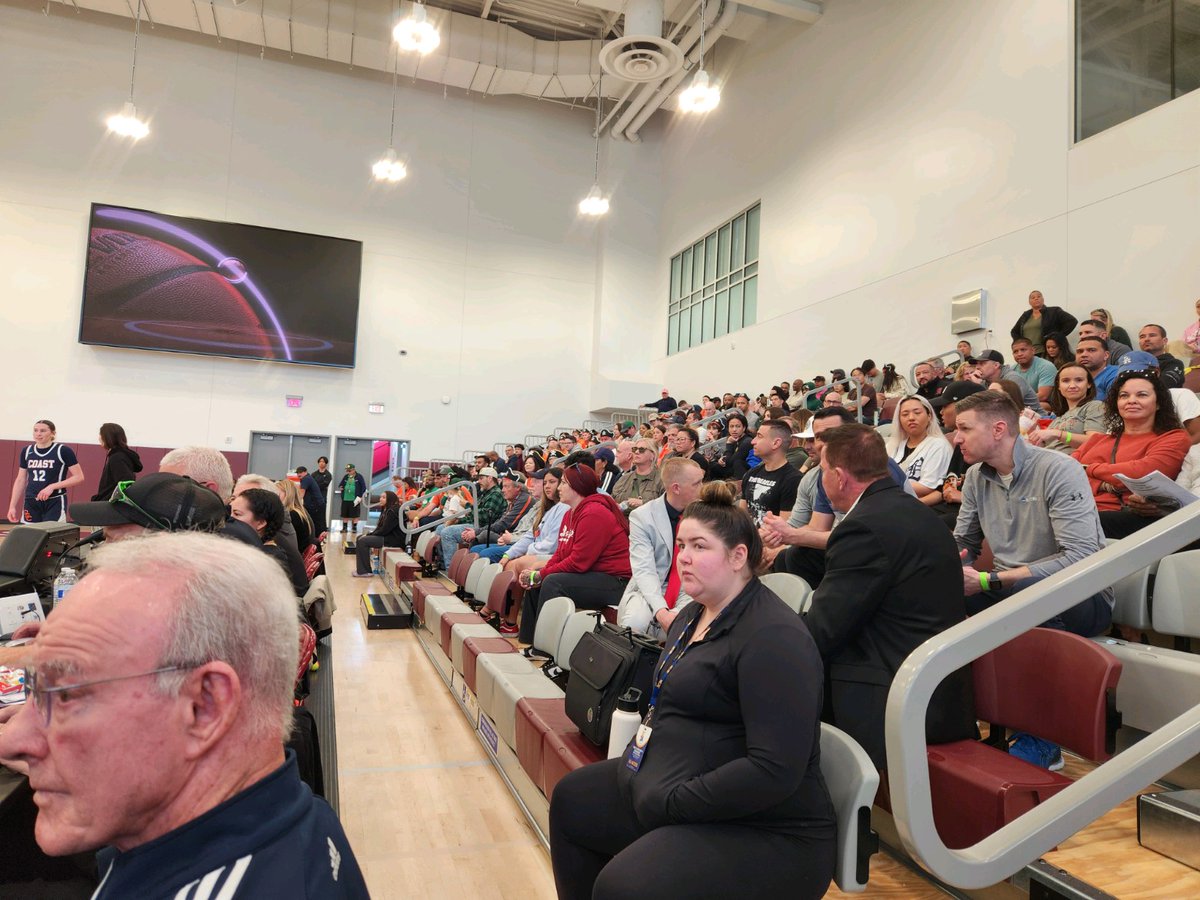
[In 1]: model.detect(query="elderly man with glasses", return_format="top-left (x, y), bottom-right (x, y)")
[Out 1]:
top-left (0, 533), bottom-right (368, 898)
top-left (610, 439), bottom-right (665, 515)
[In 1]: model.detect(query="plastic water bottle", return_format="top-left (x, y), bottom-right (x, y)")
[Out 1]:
top-left (53, 567), bottom-right (78, 608)
top-left (607, 688), bottom-right (643, 759)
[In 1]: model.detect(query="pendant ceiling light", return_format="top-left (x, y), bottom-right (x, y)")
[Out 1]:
top-left (578, 75), bottom-right (610, 217)
top-left (105, 0), bottom-right (150, 139)
top-left (678, 0), bottom-right (720, 114)
top-left (372, 46), bottom-right (408, 183)
top-left (394, 2), bottom-right (441, 55)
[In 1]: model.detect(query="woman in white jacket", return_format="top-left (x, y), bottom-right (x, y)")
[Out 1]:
top-left (887, 395), bottom-right (952, 500)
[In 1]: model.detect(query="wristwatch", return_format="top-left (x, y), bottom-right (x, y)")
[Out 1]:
top-left (987, 571), bottom-right (1002, 591)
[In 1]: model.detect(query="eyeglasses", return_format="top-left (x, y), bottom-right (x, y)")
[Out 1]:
top-left (25, 664), bottom-right (200, 727)
top-left (111, 480), bottom-right (172, 530)
top-left (632, 447), bottom-right (652, 454)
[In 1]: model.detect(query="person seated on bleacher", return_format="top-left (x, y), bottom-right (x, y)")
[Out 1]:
top-left (1071, 368), bottom-right (1190, 539)
top-left (235, 474), bottom-right (309, 595)
top-left (968, 349), bottom-right (1042, 411)
top-left (549, 483), bottom-right (837, 900)
top-left (709, 412), bottom-right (752, 480)
top-left (953, 390), bottom-right (1112, 636)
top-left (843, 368), bottom-right (878, 422)
top-left (804, 424), bottom-right (976, 769)
top-left (277, 478), bottom-right (314, 552)
top-left (670, 426), bottom-right (711, 480)
top-left (617, 458), bottom-right (705, 638)
top-left (782, 416), bottom-right (810, 471)
top-left (914, 359), bottom-right (953, 402)
top-left (351, 490), bottom-right (406, 577)
top-left (1041, 331), bottom-right (1074, 368)
top-left (740, 419), bottom-right (803, 530)
top-left (595, 447), bottom-right (621, 495)
top-left (0, 532), bottom-right (368, 898)
top-left (1079, 318), bottom-right (1133, 368)
top-left (612, 439), bottom-right (665, 514)
top-left (1137, 323), bottom-right (1186, 389)
top-left (923, 384), bottom-right (982, 528)
top-left (1025, 363), bottom-right (1106, 453)
top-left (878, 363), bottom-right (910, 401)
top-left (471, 469), bottom-right (545, 563)
top-left (886, 395), bottom-right (952, 499)
top-left (1074, 335), bottom-right (1119, 401)
top-left (516, 463), bottom-right (631, 647)
top-left (461, 471), bottom-right (534, 553)
top-left (734, 392), bottom-right (761, 430)
top-left (1113, 350), bottom-right (1200, 442)
top-left (435, 467), bottom-right (506, 568)
top-left (230, 487), bottom-right (293, 582)
top-left (764, 409), bottom-right (850, 553)
top-left (1010, 337), bottom-right (1058, 410)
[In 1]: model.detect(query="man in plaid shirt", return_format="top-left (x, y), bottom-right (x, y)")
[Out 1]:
top-left (436, 467), bottom-right (506, 569)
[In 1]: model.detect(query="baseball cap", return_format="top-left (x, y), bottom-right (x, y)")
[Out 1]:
top-left (437, 465), bottom-right (455, 475)
top-left (968, 349), bottom-right (1004, 365)
top-left (477, 466), bottom-right (500, 478)
top-left (600, 429), bottom-right (613, 437)
top-left (528, 469), bottom-right (549, 481)
top-left (930, 380), bottom-right (987, 408)
top-left (499, 471), bottom-right (525, 484)
top-left (830, 368), bottom-right (846, 380)
top-left (70, 473), bottom-right (226, 532)
top-left (594, 447), bottom-right (615, 464)
top-left (1116, 350), bottom-right (1160, 373)
top-left (793, 426), bottom-right (815, 439)
top-left (345, 463), bottom-right (356, 470)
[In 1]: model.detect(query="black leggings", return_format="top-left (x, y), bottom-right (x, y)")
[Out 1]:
top-left (518, 572), bottom-right (628, 644)
top-left (550, 759), bottom-right (835, 900)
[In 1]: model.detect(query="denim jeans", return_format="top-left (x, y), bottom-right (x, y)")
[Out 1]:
top-left (437, 523), bottom-right (473, 569)
top-left (470, 543), bottom-right (509, 563)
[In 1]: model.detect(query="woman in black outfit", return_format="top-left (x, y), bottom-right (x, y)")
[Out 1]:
top-left (709, 411), bottom-right (752, 480)
top-left (352, 491), bottom-right (405, 576)
top-left (90, 422), bottom-right (143, 501)
top-left (549, 482), bottom-right (836, 900)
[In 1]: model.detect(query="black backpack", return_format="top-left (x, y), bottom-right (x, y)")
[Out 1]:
top-left (566, 618), bottom-right (661, 746)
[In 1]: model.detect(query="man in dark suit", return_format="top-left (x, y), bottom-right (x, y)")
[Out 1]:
top-left (803, 424), bottom-right (974, 769)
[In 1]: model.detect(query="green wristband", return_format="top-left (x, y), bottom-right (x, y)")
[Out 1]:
top-left (1063, 431), bottom-right (1072, 445)
top-left (979, 572), bottom-right (990, 592)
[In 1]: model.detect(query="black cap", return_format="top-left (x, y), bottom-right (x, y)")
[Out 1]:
top-left (930, 381), bottom-right (987, 408)
top-left (499, 471), bottom-right (526, 484)
top-left (70, 473), bottom-right (226, 532)
top-left (968, 349), bottom-right (1004, 365)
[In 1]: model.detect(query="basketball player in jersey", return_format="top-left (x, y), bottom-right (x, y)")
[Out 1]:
top-left (7, 420), bottom-right (86, 523)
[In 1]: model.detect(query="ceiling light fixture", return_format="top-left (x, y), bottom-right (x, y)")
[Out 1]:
top-left (578, 75), bottom-right (610, 217)
top-left (105, 0), bottom-right (150, 140)
top-left (678, 0), bottom-right (720, 114)
top-left (394, 2), bottom-right (441, 55)
top-left (372, 45), bottom-right (408, 183)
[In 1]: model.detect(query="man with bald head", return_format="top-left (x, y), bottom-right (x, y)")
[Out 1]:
top-left (0, 532), bottom-right (367, 897)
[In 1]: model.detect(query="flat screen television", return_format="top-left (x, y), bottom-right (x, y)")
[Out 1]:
top-left (79, 203), bottom-right (362, 368)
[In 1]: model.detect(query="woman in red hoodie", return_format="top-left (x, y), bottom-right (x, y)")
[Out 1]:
top-left (517, 461), bottom-right (632, 645)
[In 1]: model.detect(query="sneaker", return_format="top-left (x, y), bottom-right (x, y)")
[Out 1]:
top-left (351, 571), bottom-right (373, 578)
top-left (498, 621), bottom-right (519, 636)
top-left (521, 646), bottom-right (551, 660)
top-left (1007, 732), bottom-right (1064, 771)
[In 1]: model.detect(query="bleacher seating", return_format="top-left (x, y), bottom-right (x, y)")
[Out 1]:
top-left (820, 723), bottom-right (880, 893)
top-left (1146, 552), bottom-right (1200, 641)
top-left (759, 572), bottom-right (814, 615)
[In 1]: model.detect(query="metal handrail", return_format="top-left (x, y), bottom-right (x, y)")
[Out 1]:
top-left (399, 479), bottom-right (480, 536)
top-left (885, 502), bottom-right (1200, 889)
top-left (461, 449), bottom-right (489, 464)
top-left (909, 349), bottom-right (966, 388)
top-left (799, 376), bottom-right (866, 423)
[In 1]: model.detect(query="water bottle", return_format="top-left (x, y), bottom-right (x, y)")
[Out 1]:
top-left (607, 688), bottom-right (643, 759)
top-left (53, 567), bottom-right (78, 608)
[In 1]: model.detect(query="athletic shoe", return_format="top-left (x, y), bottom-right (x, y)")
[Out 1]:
top-left (351, 571), bottom-right (373, 578)
top-left (1007, 732), bottom-right (1064, 771)
top-left (521, 646), bottom-right (551, 660)
top-left (498, 621), bottom-right (519, 636)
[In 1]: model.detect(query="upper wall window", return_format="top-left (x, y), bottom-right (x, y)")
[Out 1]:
top-left (1076, 0), bottom-right (1200, 141)
top-left (667, 202), bottom-right (760, 356)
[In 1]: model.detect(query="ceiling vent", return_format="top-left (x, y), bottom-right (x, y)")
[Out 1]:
top-left (598, 0), bottom-right (683, 83)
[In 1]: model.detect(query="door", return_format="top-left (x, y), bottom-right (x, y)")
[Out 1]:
top-left (334, 436), bottom-right (410, 525)
top-left (247, 433), bottom-right (332, 479)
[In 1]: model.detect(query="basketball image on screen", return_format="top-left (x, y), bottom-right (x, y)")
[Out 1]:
top-left (80, 204), bottom-right (362, 368)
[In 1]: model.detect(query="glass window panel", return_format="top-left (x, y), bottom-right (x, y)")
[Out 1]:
top-left (745, 205), bottom-right (760, 261)
top-left (731, 215), bottom-right (746, 268)
top-left (715, 290), bottom-right (729, 338)
top-left (717, 276), bottom-right (728, 290)
top-left (703, 284), bottom-right (715, 299)
top-left (729, 282), bottom-right (744, 332)
top-left (702, 296), bottom-right (715, 342)
top-left (692, 242), bottom-right (705, 291)
top-left (667, 314), bottom-right (678, 355)
top-left (690, 305), bottom-right (703, 346)
top-left (743, 276), bottom-right (757, 327)
top-left (678, 307), bottom-right (691, 351)
top-left (729, 269), bottom-right (742, 286)
top-left (717, 225), bottom-right (731, 277)
top-left (670, 256), bottom-right (682, 301)
top-left (704, 233), bottom-right (718, 283)
top-left (745, 261), bottom-right (758, 277)
top-left (681, 248), bottom-right (692, 293)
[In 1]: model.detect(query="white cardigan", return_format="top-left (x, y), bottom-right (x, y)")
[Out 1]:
top-left (891, 434), bottom-right (953, 490)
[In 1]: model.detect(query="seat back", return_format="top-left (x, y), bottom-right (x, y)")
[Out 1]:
top-left (820, 724), bottom-right (880, 892)
top-left (973, 628), bottom-right (1121, 760)
top-left (454, 553), bottom-right (480, 590)
top-left (1150, 552), bottom-right (1200, 638)
top-left (486, 570), bottom-right (517, 616)
top-left (533, 596), bottom-right (575, 657)
top-left (447, 548), bottom-right (470, 583)
top-left (414, 531), bottom-right (434, 561)
top-left (463, 557), bottom-right (489, 597)
top-left (556, 611), bottom-right (599, 672)
top-left (759, 572), bottom-right (814, 615)
top-left (1109, 563), bottom-right (1154, 630)
top-left (474, 565), bottom-right (500, 608)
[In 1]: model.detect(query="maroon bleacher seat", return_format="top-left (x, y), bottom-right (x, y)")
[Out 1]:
top-left (485, 570), bottom-right (517, 617)
top-left (462, 636), bottom-right (516, 694)
top-left (516, 697), bottom-right (577, 794)
top-left (601, 607), bottom-right (618, 625)
top-left (926, 628), bottom-right (1121, 849)
top-left (447, 548), bottom-right (470, 584)
top-left (543, 729), bottom-right (606, 798)
top-left (411, 581), bottom-right (453, 623)
top-left (440, 611), bottom-right (487, 655)
top-left (453, 552), bottom-right (480, 594)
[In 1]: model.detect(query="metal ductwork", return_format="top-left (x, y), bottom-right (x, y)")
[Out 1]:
top-left (597, 0), bottom-right (683, 83)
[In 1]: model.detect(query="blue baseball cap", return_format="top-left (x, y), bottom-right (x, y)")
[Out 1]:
top-left (1116, 350), bottom-right (1160, 374)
